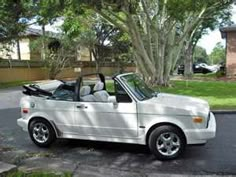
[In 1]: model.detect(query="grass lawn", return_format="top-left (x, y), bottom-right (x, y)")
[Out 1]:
top-left (0, 81), bottom-right (32, 89)
top-left (7, 171), bottom-right (71, 177)
top-left (1, 78), bottom-right (235, 110)
top-left (192, 73), bottom-right (218, 79)
top-left (157, 80), bottom-right (236, 110)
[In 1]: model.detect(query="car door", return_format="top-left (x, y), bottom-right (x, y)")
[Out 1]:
top-left (74, 81), bottom-right (138, 138)
top-left (40, 86), bottom-right (76, 134)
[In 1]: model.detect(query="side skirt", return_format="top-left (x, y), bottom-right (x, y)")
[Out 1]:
top-left (58, 133), bottom-right (146, 145)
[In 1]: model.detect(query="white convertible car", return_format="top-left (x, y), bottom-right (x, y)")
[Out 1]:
top-left (17, 73), bottom-right (216, 160)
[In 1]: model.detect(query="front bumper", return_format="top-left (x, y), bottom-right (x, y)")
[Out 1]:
top-left (17, 118), bottom-right (29, 132)
top-left (184, 112), bottom-right (216, 144)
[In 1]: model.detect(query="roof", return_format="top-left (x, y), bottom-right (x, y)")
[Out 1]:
top-left (220, 24), bottom-right (236, 32)
top-left (0, 27), bottom-right (60, 41)
top-left (23, 28), bottom-right (42, 36)
top-left (220, 24), bottom-right (236, 39)
top-left (19, 27), bottom-right (59, 38)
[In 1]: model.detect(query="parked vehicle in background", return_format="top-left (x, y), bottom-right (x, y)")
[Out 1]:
top-left (219, 62), bottom-right (226, 74)
top-left (177, 63), bottom-right (220, 75)
top-left (17, 73), bottom-right (216, 160)
top-left (197, 63), bottom-right (220, 73)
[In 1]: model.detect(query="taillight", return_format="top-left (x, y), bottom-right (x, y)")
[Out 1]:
top-left (22, 108), bottom-right (29, 114)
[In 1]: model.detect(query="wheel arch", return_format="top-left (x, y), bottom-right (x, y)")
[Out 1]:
top-left (145, 122), bottom-right (187, 145)
top-left (28, 116), bottom-right (61, 138)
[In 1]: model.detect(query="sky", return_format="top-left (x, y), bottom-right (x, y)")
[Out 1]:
top-left (197, 5), bottom-right (236, 54)
top-left (32, 5), bottom-right (236, 55)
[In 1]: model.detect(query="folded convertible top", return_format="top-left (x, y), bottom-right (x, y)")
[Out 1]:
top-left (22, 80), bottom-right (63, 97)
top-left (22, 85), bottom-right (53, 97)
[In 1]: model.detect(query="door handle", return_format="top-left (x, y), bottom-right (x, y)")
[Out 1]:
top-left (76, 105), bottom-right (88, 109)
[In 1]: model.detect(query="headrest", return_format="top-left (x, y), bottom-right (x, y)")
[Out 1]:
top-left (80, 86), bottom-right (91, 97)
top-left (93, 81), bottom-right (104, 91)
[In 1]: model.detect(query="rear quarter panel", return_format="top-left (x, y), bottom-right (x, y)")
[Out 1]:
top-left (20, 96), bottom-right (75, 134)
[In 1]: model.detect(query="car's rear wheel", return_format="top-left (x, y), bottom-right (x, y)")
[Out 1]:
top-left (148, 125), bottom-right (186, 160)
top-left (29, 119), bottom-right (56, 147)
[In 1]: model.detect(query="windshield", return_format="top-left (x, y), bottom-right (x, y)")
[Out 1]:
top-left (121, 74), bottom-right (155, 101)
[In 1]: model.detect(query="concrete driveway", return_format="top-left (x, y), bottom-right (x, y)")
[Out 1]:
top-left (0, 87), bottom-right (236, 176)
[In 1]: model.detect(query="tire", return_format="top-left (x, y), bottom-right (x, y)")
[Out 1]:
top-left (29, 119), bottom-right (56, 147)
top-left (148, 125), bottom-right (186, 160)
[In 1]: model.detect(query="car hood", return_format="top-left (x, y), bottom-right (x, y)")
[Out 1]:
top-left (139, 93), bottom-right (209, 117)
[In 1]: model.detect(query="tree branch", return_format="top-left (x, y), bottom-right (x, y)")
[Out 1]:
top-left (176, 6), bottom-right (207, 44)
top-left (94, 9), bottom-right (129, 33)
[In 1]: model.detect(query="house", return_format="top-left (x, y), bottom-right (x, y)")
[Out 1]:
top-left (0, 28), bottom-right (93, 61)
top-left (77, 46), bottom-right (95, 62)
top-left (0, 28), bottom-right (44, 60)
top-left (220, 25), bottom-right (236, 77)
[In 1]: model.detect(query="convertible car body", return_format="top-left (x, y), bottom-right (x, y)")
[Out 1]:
top-left (17, 73), bottom-right (216, 160)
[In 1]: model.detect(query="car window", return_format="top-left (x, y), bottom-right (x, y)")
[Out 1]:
top-left (115, 81), bottom-right (132, 103)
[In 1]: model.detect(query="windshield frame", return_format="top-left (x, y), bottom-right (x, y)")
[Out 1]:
top-left (120, 73), bottom-right (156, 101)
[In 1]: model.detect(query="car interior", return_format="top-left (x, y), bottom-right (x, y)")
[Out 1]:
top-left (50, 73), bottom-right (112, 102)
top-left (23, 73), bottom-right (132, 103)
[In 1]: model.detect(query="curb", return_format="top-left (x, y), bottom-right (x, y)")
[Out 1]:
top-left (0, 161), bottom-right (17, 176)
top-left (212, 110), bottom-right (236, 114)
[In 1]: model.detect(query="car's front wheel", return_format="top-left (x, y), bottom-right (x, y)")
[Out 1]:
top-left (29, 119), bottom-right (56, 147)
top-left (148, 125), bottom-right (186, 160)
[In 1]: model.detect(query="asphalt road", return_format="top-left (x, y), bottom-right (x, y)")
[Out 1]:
top-left (0, 87), bottom-right (236, 175)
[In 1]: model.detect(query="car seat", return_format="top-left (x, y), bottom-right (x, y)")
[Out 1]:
top-left (93, 81), bottom-right (110, 102)
top-left (80, 86), bottom-right (97, 102)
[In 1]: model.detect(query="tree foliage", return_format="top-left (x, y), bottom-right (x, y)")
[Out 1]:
top-left (183, 1), bottom-right (232, 77)
top-left (0, 0), bottom-right (234, 84)
top-left (209, 42), bottom-right (226, 64)
top-left (31, 35), bottom-right (77, 79)
top-left (193, 46), bottom-right (209, 64)
top-left (62, 9), bottom-right (132, 72)
top-left (0, 0), bottom-right (33, 40)
top-left (67, 0), bottom-right (233, 85)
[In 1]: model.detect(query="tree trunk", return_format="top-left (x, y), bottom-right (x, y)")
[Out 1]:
top-left (89, 49), bottom-right (93, 62)
top-left (41, 25), bottom-right (46, 60)
top-left (95, 1), bottom-right (217, 87)
top-left (127, 14), bottom-right (156, 76)
top-left (184, 42), bottom-right (193, 78)
top-left (92, 49), bottom-right (100, 72)
top-left (16, 39), bottom-right (21, 60)
top-left (156, 35), bottom-right (165, 85)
